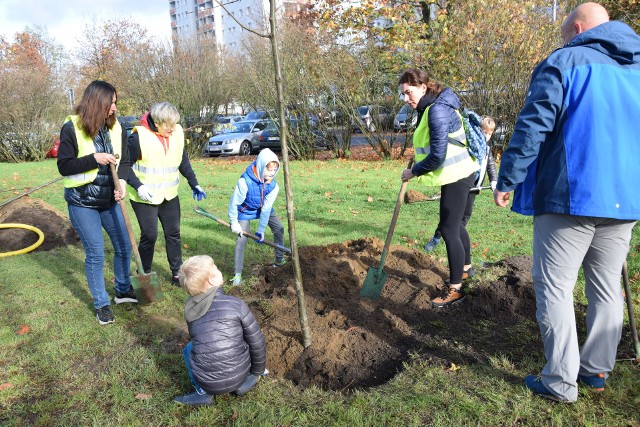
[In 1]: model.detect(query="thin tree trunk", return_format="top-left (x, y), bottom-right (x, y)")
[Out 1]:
top-left (268, 0), bottom-right (312, 348)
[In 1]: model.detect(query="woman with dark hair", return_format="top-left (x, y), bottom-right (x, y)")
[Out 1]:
top-left (399, 68), bottom-right (480, 307)
top-left (57, 80), bottom-right (137, 325)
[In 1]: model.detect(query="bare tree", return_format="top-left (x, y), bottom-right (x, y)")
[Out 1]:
top-left (215, 0), bottom-right (312, 347)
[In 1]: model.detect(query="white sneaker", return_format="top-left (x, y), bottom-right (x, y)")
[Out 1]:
top-left (230, 274), bottom-right (242, 286)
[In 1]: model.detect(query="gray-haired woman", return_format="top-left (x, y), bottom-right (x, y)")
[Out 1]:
top-left (124, 102), bottom-right (207, 285)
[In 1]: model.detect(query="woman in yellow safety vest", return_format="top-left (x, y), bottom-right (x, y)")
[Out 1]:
top-left (57, 80), bottom-right (138, 325)
top-left (399, 68), bottom-right (480, 307)
top-left (125, 102), bottom-right (206, 285)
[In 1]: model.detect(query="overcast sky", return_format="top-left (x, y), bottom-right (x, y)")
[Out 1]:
top-left (0, 0), bottom-right (173, 50)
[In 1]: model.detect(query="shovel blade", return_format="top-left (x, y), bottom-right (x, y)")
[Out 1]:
top-left (131, 271), bottom-right (163, 304)
top-left (359, 267), bottom-right (388, 299)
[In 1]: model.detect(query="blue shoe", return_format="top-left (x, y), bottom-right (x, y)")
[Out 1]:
top-left (234, 374), bottom-right (260, 396)
top-left (524, 375), bottom-right (566, 402)
top-left (578, 373), bottom-right (606, 392)
top-left (174, 391), bottom-right (215, 406)
top-left (424, 236), bottom-right (441, 253)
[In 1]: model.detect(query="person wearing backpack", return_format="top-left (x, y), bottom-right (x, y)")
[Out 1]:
top-left (424, 116), bottom-right (498, 254)
top-left (399, 68), bottom-right (480, 307)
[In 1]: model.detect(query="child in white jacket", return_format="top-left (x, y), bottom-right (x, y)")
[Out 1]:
top-left (228, 148), bottom-right (285, 285)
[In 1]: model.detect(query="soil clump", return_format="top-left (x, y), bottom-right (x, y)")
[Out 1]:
top-left (229, 239), bottom-right (545, 391)
top-left (0, 196), bottom-right (78, 252)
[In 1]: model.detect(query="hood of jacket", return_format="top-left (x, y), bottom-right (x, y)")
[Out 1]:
top-left (568, 20), bottom-right (640, 65)
top-left (246, 147), bottom-right (280, 183)
top-left (184, 287), bottom-right (221, 323)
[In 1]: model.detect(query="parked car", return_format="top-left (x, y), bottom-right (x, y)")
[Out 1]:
top-left (352, 105), bottom-right (393, 132)
top-left (45, 135), bottom-right (60, 158)
top-left (203, 120), bottom-right (269, 156)
top-left (212, 115), bottom-right (243, 136)
top-left (244, 110), bottom-right (275, 121)
top-left (393, 104), bottom-right (417, 132)
top-left (118, 115), bottom-right (139, 137)
top-left (259, 120), bottom-right (336, 151)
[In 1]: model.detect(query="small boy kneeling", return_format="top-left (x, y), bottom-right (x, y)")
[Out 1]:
top-left (174, 255), bottom-right (267, 406)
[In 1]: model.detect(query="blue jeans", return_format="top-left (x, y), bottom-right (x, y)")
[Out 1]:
top-left (68, 203), bottom-right (132, 309)
top-left (183, 342), bottom-right (207, 395)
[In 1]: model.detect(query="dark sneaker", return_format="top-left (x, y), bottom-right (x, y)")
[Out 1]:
top-left (431, 286), bottom-right (465, 307)
top-left (424, 236), bottom-right (441, 252)
top-left (524, 375), bottom-right (569, 403)
top-left (464, 267), bottom-right (476, 279)
top-left (272, 259), bottom-right (286, 268)
top-left (174, 391), bottom-right (215, 406)
top-left (96, 305), bottom-right (115, 325)
top-left (578, 373), bottom-right (606, 392)
top-left (171, 275), bottom-right (180, 287)
top-left (114, 288), bottom-right (138, 304)
top-left (444, 268), bottom-right (476, 286)
top-left (234, 374), bottom-right (260, 397)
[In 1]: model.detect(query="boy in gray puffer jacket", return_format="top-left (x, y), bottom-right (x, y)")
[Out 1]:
top-left (174, 255), bottom-right (267, 406)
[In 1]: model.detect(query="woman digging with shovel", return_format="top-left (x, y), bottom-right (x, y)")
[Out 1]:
top-left (57, 80), bottom-right (138, 325)
top-left (399, 69), bottom-right (480, 307)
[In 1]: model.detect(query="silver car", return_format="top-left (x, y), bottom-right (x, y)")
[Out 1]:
top-left (203, 120), bottom-right (269, 156)
top-left (393, 104), bottom-right (417, 132)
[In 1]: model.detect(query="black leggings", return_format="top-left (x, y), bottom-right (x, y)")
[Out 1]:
top-left (439, 172), bottom-right (476, 284)
top-left (131, 197), bottom-right (182, 276)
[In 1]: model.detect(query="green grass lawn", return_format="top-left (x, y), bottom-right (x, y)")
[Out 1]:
top-left (1, 158), bottom-right (639, 426)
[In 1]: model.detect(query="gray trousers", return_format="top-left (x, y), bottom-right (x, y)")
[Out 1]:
top-left (532, 214), bottom-right (635, 401)
top-left (234, 210), bottom-right (285, 275)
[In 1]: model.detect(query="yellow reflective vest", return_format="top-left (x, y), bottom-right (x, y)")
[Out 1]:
top-left (127, 124), bottom-right (185, 204)
top-left (63, 115), bottom-right (122, 188)
top-left (413, 106), bottom-right (479, 186)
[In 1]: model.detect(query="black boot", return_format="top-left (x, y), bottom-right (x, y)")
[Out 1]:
top-left (174, 391), bottom-right (215, 406)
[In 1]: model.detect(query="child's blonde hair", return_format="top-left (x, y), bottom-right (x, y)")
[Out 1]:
top-left (480, 116), bottom-right (496, 133)
top-left (179, 255), bottom-right (217, 296)
top-left (266, 160), bottom-right (278, 169)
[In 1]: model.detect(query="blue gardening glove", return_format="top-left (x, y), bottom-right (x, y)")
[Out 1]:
top-left (192, 185), bottom-right (207, 201)
top-left (254, 231), bottom-right (264, 244)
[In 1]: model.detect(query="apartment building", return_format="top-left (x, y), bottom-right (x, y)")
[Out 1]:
top-left (169, 0), bottom-right (311, 52)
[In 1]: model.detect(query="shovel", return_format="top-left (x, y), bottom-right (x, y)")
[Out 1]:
top-left (109, 163), bottom-right (163, 304)
top-left (194, 206), bottom-right (292, 254)
top-left (360, 159), bottom-right (414, 299)
top-left (622, 261), bottom-right (640, 360)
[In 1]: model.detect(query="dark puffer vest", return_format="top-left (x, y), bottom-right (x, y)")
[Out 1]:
top-left (64, 125), bottom-right (117, 209)
top-left (237, 162), bottom-right (276, 221)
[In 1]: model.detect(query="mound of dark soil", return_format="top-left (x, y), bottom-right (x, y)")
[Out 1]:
top-left (0, 196), bottom-right (78, 252)
top-left (230, 239), bottom-right (543, 391)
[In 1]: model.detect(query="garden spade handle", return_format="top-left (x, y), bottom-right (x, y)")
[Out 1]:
top-left (194, 206), bottom-right (292, 254)
top-left (377, 159), bottom-right (414, 271)
top-left (109, 162), bottom-right (146, 273)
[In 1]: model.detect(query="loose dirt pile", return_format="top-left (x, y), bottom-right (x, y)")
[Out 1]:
top-left (230, 239), bottom-right (544, 391)
top-left (0, 196), bottom-right (78, 252)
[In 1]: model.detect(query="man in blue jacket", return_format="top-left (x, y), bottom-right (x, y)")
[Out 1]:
top-left (494, 2), bottom-right (640, 402)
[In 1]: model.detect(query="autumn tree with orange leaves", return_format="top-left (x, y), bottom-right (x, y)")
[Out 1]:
top-left (0, 31), bottom-right (67, 162)
top-left (314, 0), bottom-right (563, 150)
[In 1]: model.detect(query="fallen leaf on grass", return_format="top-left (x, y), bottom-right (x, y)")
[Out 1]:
top-left (0, 383), bottom-right (13, 391)
top-left (135, 393), bottom-right (152, 401)
top-left (447, 362), bottom-right (460, 372)
top-left (16, 325), bottom-right (30, 335)
top-left (367, 196), bottom-right (374, 202)
top-left (183, 243), bottom-right (190, 249)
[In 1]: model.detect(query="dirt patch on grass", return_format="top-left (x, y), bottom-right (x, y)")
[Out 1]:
top-left (0, 196), bottom-right (78, 252)
top-left (227, 239), bottom-right (546, 391)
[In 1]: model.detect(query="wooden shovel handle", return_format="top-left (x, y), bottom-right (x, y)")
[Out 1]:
top-left (109, 163), bottom-right (145, 272)
top-left (379, 159), bottom-right (414, 266)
